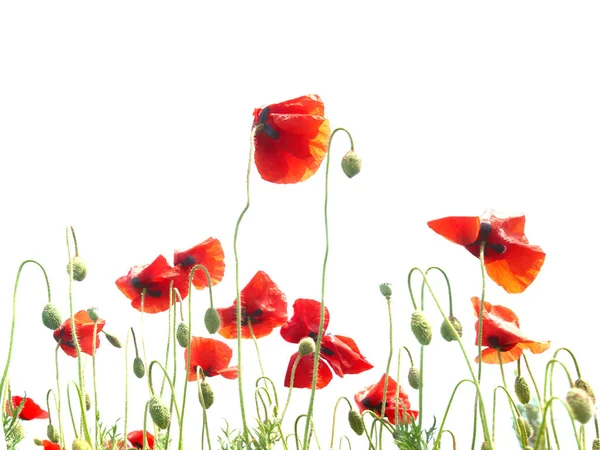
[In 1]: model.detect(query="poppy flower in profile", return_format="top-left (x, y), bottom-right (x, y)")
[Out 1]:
top-left (116, 255), bottom-right (189, 313)
top-left (427, 210), bottom-right (545, 293)
top-left (127, 430), bottom-right (155, 449)
top-left (472, 296), bottom-right (550, 364)
top-left (53, 310), bottom-right (105, 358)
top-left (40, 441), bottom-right (63, 450)
top-left (354, 374), bottom-right (418, 424)
top-left (280, 299), bottom-right (373, 389)
top-left (252, 94), bottom-right (331, 184)
top-left (6, 396), bottom-right (49, 420)
top-left (217, 271), bottom-right (287, 339)
top-left (184, 336), bottom-right (238, 381)
top-left (174, 237), bottom-right (225, 290)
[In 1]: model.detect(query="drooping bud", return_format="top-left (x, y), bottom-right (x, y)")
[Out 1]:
top-left (575, 378), bottom-right (596, 404)
top-left (42, 303), bottom-right (62, 330)
top-left (379, 283), bottom-right (392, 298)
top-left (204, 307), bottom-right (221, 334)
top-left (66, 256), bottom-right (87, 282)
top-left (514, 375), bottom-right (531, 405)
top-left (592, 438), bottom-right (600, 450)
top-left (72, 438), bottom-right (93, 450)
top-left (410, 310), bottom-right (432, 346)
top-left (199, 382), bottom-right (214, 409)
top-left (176, 323), bottom-right (189, 348)
top-left (298, 337), bottom-right (316, 356)
top-left (87, 307), bottom-right (99, 322)
top-left (84, 393), bottom-right (91, 411)
top-left (133, 357), bottom-right (145, 379)
top-left (480, 441), bottom-right (494, 450)
top-left (104, 332), bottom-right (122, 349)
top-left (440, 315), bottom-right (463, 342)
top-left (516, 416), bottom-right (533, 439)
top-left (34, 438), bottom-right (44, 446)
top-left (408, 367), bottom-right (420, 390)
top-left (566, 387), bottom-right (594, 424)
top-left (341, 150), bottom-right (362, 178)
top-left (148, 396), bottom-right (171, 430)
top-left (47, 423), bottom-right (61, 443)
top-left (348, 409), bottom-right (364, 436)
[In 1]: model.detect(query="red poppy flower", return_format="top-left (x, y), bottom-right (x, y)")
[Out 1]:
top-left (217, 271), bottom-right (287, 339)
top-left (40, 440), bottom-right (63, 450)
top-left (127, 430), bottom-right (155, 449)
top-left (354, 374), bottom-right (418, 424)
top-left (116, 255), bottom-right (189, 313)
top-left (427, 210), bottom-right (545, 293)
top-left (280, 298), bottom-right (373, 389)
top-left (53, 310), bottom-right (105, 358)
top-left (252, 94), bottom-right (331, 184)
top-left (184, 336), bottom-right (238, 381)
top-left (6, 396), bottom-right (49, 420)
top-left (472, 296), bottom-right (550, 364)
top-left (174, 237), bottom-right (225, 290)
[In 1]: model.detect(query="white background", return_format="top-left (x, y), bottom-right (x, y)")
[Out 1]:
top-left (1, 2), bottom-right (599, 449)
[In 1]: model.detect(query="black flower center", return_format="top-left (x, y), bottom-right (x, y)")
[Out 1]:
top-left (257, 107), bottom-right (280, 140)
top-left (468, 222), bottom-right (506, 255)
top-left (240, 308), bottom-right (263, 326)
top-left (181, 255), bottom-right (196, 267)
top-left (131, 277), bottom-right (143, 289)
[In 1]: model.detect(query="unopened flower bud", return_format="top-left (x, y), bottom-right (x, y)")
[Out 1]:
top-left (176, 322), bottom-right (189, 348)
top-left (481, 442), bottom-right (494, 450)
top-left (348, 409), bottom-right (364, 435)
top-left (592, 438), bottom-right (600, 450)
top-left (408, 367), bottom-right (420, 390)
top-left (440, 315), bottom-right (463, 342)
top-left (298, 337), bottom-right (316, 356)
top-left (47, 423), bottom-right (60, 443)
top-left (84, 393), bottom-right (91, 411)
top-left (566, 387), bottom-right (594, 424)
top-left (104, 332), bottom-right (122, 349)
top-left (516, 416), bottom-right (533, 439)
top-left (34, 438), bottom-right (44, 446)
top-left (6, 422), bottom-right (24, 441)
top-left (72, 438), bottom-right (93, 450)
top-left (411, 310), bottom-right (432, 346)
top-left (67, 256), bottom-right (87, 282)
top-left (133, 357), bottom-right (145, 379)
top-left (514, 376), bottom-right (531, 405)
top-left (575, 378), bottom-right (596, 404)
top-left (379, 283), bottom-right (392, 298)
top-left (87, 307), bottom-right (99, 322)
top-left (341, 150), bottom-right (362, 178)
top-left (148, 396), bottom-right (171, 429)
top-left (42, 303), bottom-right (62, 330)
top-left (199, 381), bottom-right (214, 409)
top-left (204, 307), bottom-right (221, 335)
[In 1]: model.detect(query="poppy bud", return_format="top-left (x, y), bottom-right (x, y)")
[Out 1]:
top-left (66, 256), bottom-right (87, 282)
top-left (87, 307), bottom-right (99, 322)
top-left (593, 438), bottom-right (600, 450)
top-left (104, 332), bottom-right (122, 349)
top-left (514, 375), bottom-right (531, 405)
top-left (341, 150), bottom-right (361, 178)
top-left (133, 357), bottom-right (145, 379)
top-left (148, 396), bottom-right (171, 430)
top-left (72, 439), bottom-right (93, 450)
top-left (379, 283), bottom-right (392, 298)
top-left (199, 381), bottom-right (214, 409)
top-left (42, 303), bottom-right (62, 330)
top-left (408, 367), bottom-right (420, 390)
top-left (480, 441), bottom-right (494, 450)
top-left (6, 422), bottom-right (24, 441)
top-left (566, 387), bottom-right (594, 424)
top-left (298, 337), bottom-right (316, 356)
top-left (410, 310), bottom-right (432, 346)
top-left (85, 393), bottom-right (91, 411)
top-left (176, 323), bottom-right (189, 348)
top-left (516, 416), bottom-right (533, 439)
top-left (575, 378), bottom-right (596, 404)
top-left (34, 438), bottom-right (44, 445)
top-left (440, 315), bottom-right (463, 342)
top-left (47, 424), bottom-right (60, 443)
top-left (204, 307), bottom-right (221, 335)
top-left (348, 409), bottom-right (364, 435)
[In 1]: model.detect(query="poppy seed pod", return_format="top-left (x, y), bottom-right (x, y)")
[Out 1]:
top-left (104, 332), bottom-right (122, 349)
top-left (47, 424), bottom-right (60, 443)
top-left (566, 387), bottom-right (594, 424)
top-left (480, 441), bottom-right (494, 450)
top-left (204, 307), bottom-right (221, 335)
top-left (408, 367), bottom-right (420, 390)
top-left (411, 310), bottom-right (432, 346)
top-left (514, 376), bottom-right (531, 405)
top-left (199, 381), bottom-right (214, 409)
top-left (440, 315), bottom-right (463, 342)
top-left (67, 256), bottom-right (87, 282)
top-left (148, 396), bottom-right (171, 429)
top-left (6, 422), bottom-right (24, 441)
top-left (575, 378), bottom-right (596, 404)
top-left (341, 150), bottom-right (361, 178)
top-left (298, 337), bottom-right (316, 356)
top-left (133, 357), bottom-right (145, 379)
top-left (176, 322), bottom-right (190, 348)
top-left (72, 438), bottom-right (93, 450)
top-left (42, 303), bottom-right (62, 330)
top-left (379, 283), bottom-right (392, 298)
top-left (516, 416), bottom-right (533, 439)
top-left (86, 307), bottom-right (99, 322)
top-left (348, 409), bottom-right (364, 435)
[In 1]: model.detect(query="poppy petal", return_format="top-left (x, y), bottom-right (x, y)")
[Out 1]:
top-left (174, 237), bottom-right (225, 290)
top-left (185, 336), bottom-right (236, 381)
top-left (280, 298), bottom-right (330, 344)
top-left (320, 335), bottom-right (373, 377)
top-left (284, 352), bottom-right (333, 389)
top-left (476, 346), bottom-right (523, 364)
top-left (427, 216), bottom-right (480, 246)
top-left (484, 244), bottom-right (546, 294)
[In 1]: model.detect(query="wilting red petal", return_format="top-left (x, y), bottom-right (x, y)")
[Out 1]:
top-left (174, 237), bottom-right (225, 290)
top-left (185, 336), bottom-right (238, 381)
top-left (427, 216), bottom-right (480, 246)
top-left (320, 335), bottom-right (373, 377)
top-left (53, 310), bottom-right (105, 358)
top-left (41, 441), bottom-right (63, 450)
top-left (354, 374), bottom-right (418, 424)
top-left (127, 430), bottom-right (155, 449)
top-left (284, 352), bottom-right (333, 389)
top-left (484, 243), bottom-right (545, 294)
top-left (7, 396), bottom-right (49, 420)
top-left (280, 298), bottom-right (329, 344)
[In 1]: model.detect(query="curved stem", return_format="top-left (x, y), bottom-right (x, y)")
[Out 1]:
top-left (329, 396), bottom-right (353, 450)
top-left (432, 379), bottom-right (477, 449)
top-left (281, 353), bottom-right (302, 422)
top-left (534, 397), bottom-right (583, 450)
top-left (148, 360), bottom-right (182, 445)
top-left (553, 347), bottom-right (582, 380)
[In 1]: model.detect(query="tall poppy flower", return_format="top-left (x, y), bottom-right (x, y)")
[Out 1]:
top-left (53, 310), bottom-right (105, 358)
top-left (427, 210), bottom-right (545, 293)
top-left (174, 237), bottom-right (225, 290)
top-left (184, 336), bottom-right (238, 381)
top-left (472, 297), bottom-right (550, 364)
top-left (252, 94), bottom-right (331, 184)
top-left (280, 298), bottom-right (373, 389)
top-left (116, 255), bottom-right (189, 313)
top-left (6, 396), bottom-right (49, 420)
top-left (354, 374), bottom-right (418, 424)
top-left (217, 271), bottom-right (287, 339)
top-left (127, 430), bottom-right (155, 449)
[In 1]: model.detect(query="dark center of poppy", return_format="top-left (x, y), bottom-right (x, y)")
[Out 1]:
top-left (308, 332), bottom-right (318, 341)
top-left (361, 398), bottom-right (382, 412)
top-left (181, 255), bottom-right (196, 267)
top-left (486, 336), bottom-right (514, 351)
top-left (147, 289), bottom-right (162, 298)
top-left (131, 277), bottom-right (143, 289)
top-left (239, 308), bottom-right (263, 326)
top-left (468, 222), bottom-right (506, 255)
top-left (257, 106), bottom-right (280, 140)
top-left (321, 347), bottom-right (334, 357)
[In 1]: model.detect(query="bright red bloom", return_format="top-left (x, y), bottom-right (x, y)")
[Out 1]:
top-left (127, 430), bottom-right (155, 449)
top-left (53, 310), bottom-right (105, 358)
top-left (217, 271), bottom-right (287, 339)
top-left (354, 374), bottom-right (418, 424)
top-left (116, 255), bottom-right (189, 313)
top-left (281, 299), bottom-right (373, 389)
top-left (472, 296), bottom-right (550, 364)
top-left (40, 440), bottom-right (63, 450)
top-left (427, 210), bottom-right (545, 293)
top-left (6, 396), bottom-right (49, 420)
top-left (174, 237), bottom-right (225, 290)
top-left (184, 336), bottom-right (238, 381)
top-left (252, 94), bottom-right (330, 184)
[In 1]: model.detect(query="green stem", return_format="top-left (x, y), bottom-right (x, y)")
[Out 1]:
top-left (247, 321), bottom-right (265, 379)
top-left (148, 361), bottom-right (183, 444)
top-left (534, 397), bottom-right (583, 450)
top-left (123, 329), bottom-right (131, 450)
top-left (196, 368), bottom-right (212, 450)
top-left (432, 379), bottom-right (476, 449)
top-left (329, 396), bottom-right (353, 450)
top-left (378, 295), bottom-right (394, 449)
top-left (281, 353), bottom-right (302, 422)
top-left (92, 321), bottom-right (99, 450)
